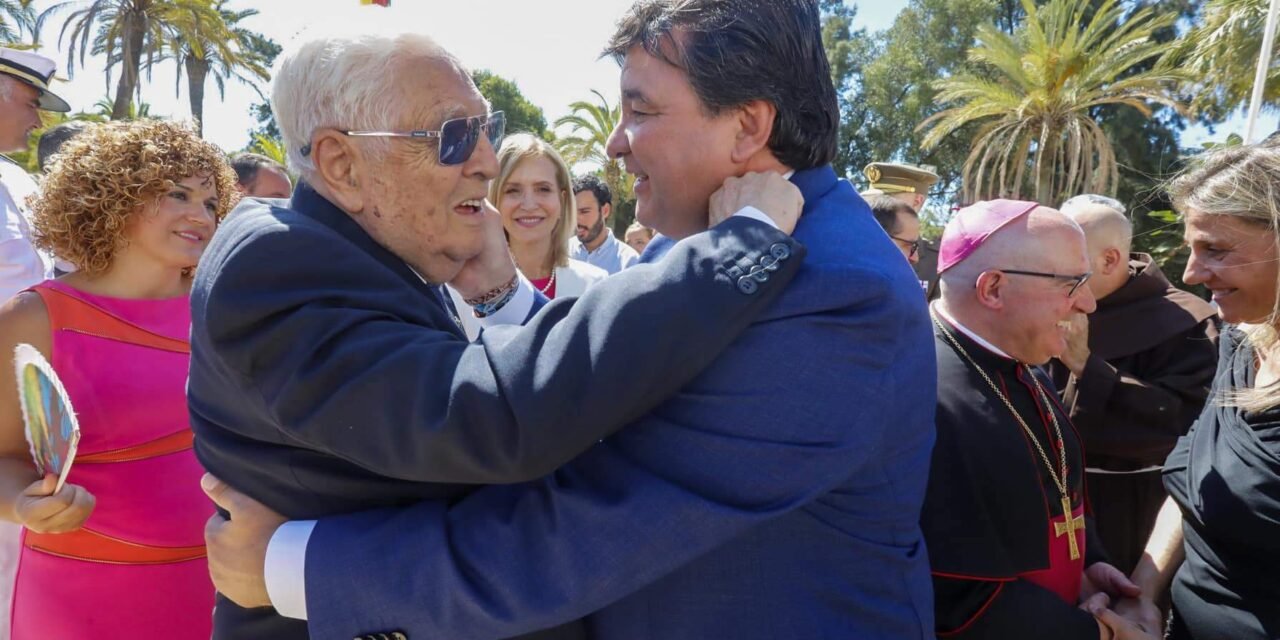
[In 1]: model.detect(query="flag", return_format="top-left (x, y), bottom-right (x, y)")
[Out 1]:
top-left (360, 0), bottom-right (390, 5)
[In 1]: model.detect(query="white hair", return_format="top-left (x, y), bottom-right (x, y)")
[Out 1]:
top-left (0, 75), bottom-right (14, 101)
top-left (271, 32), bottom-right (464, 181)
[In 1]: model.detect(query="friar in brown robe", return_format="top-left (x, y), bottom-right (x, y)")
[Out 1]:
top-left (1051, 200), bottom-right (1219, 574)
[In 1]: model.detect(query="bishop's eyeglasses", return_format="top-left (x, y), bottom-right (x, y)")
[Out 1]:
top-left (997, 269), bottom-right (1092, 298)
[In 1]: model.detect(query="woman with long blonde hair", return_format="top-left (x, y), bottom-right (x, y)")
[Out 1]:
top-left (449, 134), bottom-right (607, 338)
top-left (1121, 141), bottom-right (1280, 639)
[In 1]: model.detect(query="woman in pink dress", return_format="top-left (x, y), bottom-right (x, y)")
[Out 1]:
top-left (0, 119), bottom-right (239, 638)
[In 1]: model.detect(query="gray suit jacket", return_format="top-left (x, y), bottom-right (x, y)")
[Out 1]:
top-left (188, 183), bottom-right (804, 639)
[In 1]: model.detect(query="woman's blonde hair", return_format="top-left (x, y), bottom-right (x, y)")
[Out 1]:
top-left (1168, 140), bottom-right (1280, 411)
top-left (30, 119), bottom-right (239, 275)
top-left (489, 133), bottom-right (576, 270)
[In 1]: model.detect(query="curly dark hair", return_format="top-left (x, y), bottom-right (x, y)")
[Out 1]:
top-left (30, 119), bottom-right (239, 275)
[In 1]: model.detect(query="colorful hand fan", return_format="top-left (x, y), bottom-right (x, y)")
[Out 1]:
top-left (14, 344), bottom-right (79, 494)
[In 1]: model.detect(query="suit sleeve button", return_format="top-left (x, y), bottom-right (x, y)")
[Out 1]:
top-left (770, 243), bottom-right (791, 260)
top-left (737, 276), bottom-right (759, 294)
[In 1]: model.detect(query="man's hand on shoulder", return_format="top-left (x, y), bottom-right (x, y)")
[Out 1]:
top-left (202, 473), bottom-right (286, 609)
top-left (709, 171), bottom-right (803, 234)
top-left (450, 200), bottom-right (518, 300)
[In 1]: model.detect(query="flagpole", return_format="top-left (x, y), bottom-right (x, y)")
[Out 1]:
top-left (1245, 0), bottom-right (1280, 143)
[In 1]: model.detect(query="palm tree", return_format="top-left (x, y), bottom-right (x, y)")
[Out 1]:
top-left (249, 133), bottom-right (287, 167)
top-left (1171, 0), bottom-right (1277, 119)
top-left (166, 1), bottom-right (270, 137)
top-left (0, 0), bottom-right (34, 44)
top-left (38, 0), bottom-right (220, 120)
top-left (918, 0), bottom-right (1185, 205)
top-left (554, 90), bottom-right (633, 206)
top-left (92, 95), bottom-right (151, 119)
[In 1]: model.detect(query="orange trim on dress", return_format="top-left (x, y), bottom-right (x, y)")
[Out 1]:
top-left (77, 430), bottom-right (194, 464)
top-left (30, 286), bottom-right (189, 354)
top-left (24, 527), bottom-right (205, 565)
top-left (23, 284), bottom-right (200, 565)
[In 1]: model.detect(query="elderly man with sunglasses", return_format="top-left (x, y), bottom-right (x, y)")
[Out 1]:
top-left (188, 32), bottom-right (807, 639)
top-left (922, 200), bottom-right (1155, 639)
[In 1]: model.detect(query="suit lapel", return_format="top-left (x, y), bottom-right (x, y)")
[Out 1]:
top-left (291, 182), bottom-right (466, 339)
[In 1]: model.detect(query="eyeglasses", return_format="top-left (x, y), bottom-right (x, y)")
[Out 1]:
top-left (998, 269), bottom-right (1093, 297)
top-left (890, 235), bottom-right (920, 258)
top-left (302, 111), bottom-right (506, 166)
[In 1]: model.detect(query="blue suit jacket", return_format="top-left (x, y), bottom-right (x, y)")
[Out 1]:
top-left (305, 166), bottom-right (938, 639)
top-left (190, 184), bottom-right (804, 639)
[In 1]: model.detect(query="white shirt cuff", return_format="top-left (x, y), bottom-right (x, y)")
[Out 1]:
top-left (476, 271), bottom-right (535, 328)
top-left (733, 206), bottom-right (780, 230)
top-left (265, 519), bottom-right (316, 621)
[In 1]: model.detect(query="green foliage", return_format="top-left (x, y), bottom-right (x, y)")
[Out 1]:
top-left (249, 133), bottom-right (287, 167)
top-left (553, 89), bottom-right (635, 234)
top-left (246, 35), bottom-right (283, 141)
top-left (92, 95), bottom-right (154, 119)
top-left (0, 0), bottom-right (34, 44)
top-left (6, 110), bottom-right (107, 172)
top-left (919, 0), bottom-right (1187, 205)
top-left (162, 1), bottom-right (273, 137)
top-left (1171, 0), bottom-right (1280, 120)
top-left (38, 0), bottom-right (224, 120)
top-left (471, 70), bottom-right (547, 140)
top-left (823, 0), bottom-right (1002, 215)
top-left (1134, 209), bottom-right (1203, 296)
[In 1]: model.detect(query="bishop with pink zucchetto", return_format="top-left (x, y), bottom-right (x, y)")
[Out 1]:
top-left (918, 201), bottom-right (1158, 638)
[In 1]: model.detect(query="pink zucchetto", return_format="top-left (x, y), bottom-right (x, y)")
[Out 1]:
top-left (937, 199), bottom-right (1040, 274)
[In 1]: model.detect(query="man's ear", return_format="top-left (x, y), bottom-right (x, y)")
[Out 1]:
top-left (1104, 247), bottom-right (1126, 274)
top-left (310, 129), bottom-right (365, 213)
top-left (730, 99), bottom-right (777, 164)
top-left (600, 202), bottom-right (612, 221)
top-left (974, 270), bottom-right (1006, 311)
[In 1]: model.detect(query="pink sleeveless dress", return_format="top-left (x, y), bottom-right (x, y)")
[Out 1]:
top-left (10, 280), bottom-right (212, 639)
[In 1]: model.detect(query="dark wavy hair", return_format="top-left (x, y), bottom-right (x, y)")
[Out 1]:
top-left (605, 0), bottom-right (839, 170)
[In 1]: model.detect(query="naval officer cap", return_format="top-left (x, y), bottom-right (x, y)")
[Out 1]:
top-left (862, 162), bottom-right (939, 196)
top-left (0, 48), bottom-right (70, 112)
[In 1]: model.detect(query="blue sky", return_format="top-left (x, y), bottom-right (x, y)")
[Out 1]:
top-left (20, 0), bottom-right (1258, 152)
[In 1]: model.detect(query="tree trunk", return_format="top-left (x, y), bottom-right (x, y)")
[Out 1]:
top-left (111, 19), bottom-right (145, 120)
top-left (186, 56), bottom-right (209, 137)
top-left (1034, 126), bottom-right (1060, 206)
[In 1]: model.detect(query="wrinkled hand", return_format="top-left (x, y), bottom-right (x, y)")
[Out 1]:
top-left (708, 171), bottom-right (804, 235)
top-left (202, 473), bottom-right (286, 609)
top-left (1058, 313), bottom-right (1091, 376)
top-left (16, 474), bottom-right (94, 533)
top-left (449, 199), bottom-right (518, 300)
top-left (1082, 562), bottom-right (1143, 604)
top-left (1113, 597), bottom-right (1163, 638)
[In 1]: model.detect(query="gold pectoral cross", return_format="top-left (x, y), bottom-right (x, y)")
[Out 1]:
top-left (1054, 496), bottom-right (1085, 560)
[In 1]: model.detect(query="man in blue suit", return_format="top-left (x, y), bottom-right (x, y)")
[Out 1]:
top-left (204, 1), bottom-right (937, 638)
top-left (192, 30), bottom-right (806, 640)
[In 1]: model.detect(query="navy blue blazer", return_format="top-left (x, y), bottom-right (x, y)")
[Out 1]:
top-left (303, 166), bottom-right (938, 639)
top-left (188, 183), bottom-right (804, 638)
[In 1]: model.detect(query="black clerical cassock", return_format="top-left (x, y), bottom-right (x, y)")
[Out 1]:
top-left (924, 309), bottom-right (1109, 638)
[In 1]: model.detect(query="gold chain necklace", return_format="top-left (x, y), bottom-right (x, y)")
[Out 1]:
top-left (932, 311), bottom-right (1086, 559)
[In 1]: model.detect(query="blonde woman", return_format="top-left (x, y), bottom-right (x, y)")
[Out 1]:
top-left (449, 134), bottom-right (606, 339)
top-left (1115, 142), bottom-right (1280, 640)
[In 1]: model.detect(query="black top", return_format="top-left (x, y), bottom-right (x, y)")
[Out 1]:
top-left (1165, 327), bottom-right (1280, 640)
